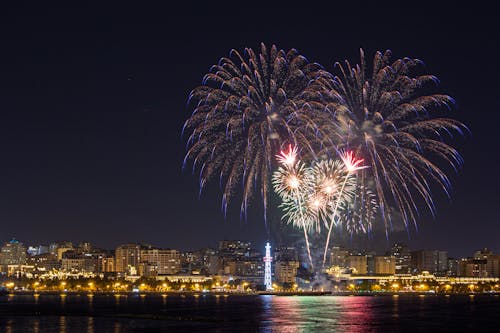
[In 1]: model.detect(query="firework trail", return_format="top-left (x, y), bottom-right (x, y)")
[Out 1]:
top-left (310, 49), bottom-right (467, 237)
top-left (322, 150), bottom-right (368, 267)
top-left (182, 43), bottom-right (330, 221)
top-left (272, 145), bottom-right (315, 267)
top-left (273, 146), bottom-right (356, 268)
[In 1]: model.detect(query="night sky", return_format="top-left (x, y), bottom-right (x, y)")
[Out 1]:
top-left (0, 3), bottom-right (498, 257)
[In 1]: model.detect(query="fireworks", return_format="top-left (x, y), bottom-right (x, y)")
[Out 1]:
top-left (272, 146), bottom-right (356, 267)
top-left (184, 45), bottom-right (467, 271)
top-left (312, 49), bottom-right (467, 235)
top-left (182, 43), bottom-right (330, 219)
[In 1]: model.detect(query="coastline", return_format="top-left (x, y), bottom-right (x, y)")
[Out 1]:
top-left (2, 290), bottom-right (499, 296)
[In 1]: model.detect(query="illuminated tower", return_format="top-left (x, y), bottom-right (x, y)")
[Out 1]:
top-left (263, 242), bottom-right (273, 290)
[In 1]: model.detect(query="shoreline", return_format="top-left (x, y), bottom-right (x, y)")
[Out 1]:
top-left (2, 290), bottom-right (499, 297)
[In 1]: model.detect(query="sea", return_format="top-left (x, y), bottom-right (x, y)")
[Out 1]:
top-left (0, 293), bottom-right (498, 332)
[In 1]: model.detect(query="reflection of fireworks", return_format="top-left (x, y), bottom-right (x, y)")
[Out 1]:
top-left (313, 49), bottom-right (467, 234)
top-left (182, 44), bottom-right (330, 219)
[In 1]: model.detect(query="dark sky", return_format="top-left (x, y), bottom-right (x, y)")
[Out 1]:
top-left (0, 3), bottom-right (498, 258)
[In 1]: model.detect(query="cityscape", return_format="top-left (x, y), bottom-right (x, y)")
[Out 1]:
top-left (1, 2), bottom-right (498, 332)
top-left (1, 238), bottom-right (498, 294)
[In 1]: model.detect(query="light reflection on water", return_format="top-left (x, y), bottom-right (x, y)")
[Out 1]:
top-left (261, 295), bottom-right (374, 332)
top-left (0, 293), bottom-right (498, 332)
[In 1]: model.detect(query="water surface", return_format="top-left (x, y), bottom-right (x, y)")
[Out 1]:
top-left (0, 293), bottom-right (498, 332)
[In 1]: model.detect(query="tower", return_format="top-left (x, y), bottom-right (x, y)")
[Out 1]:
top-left (263, 242), bottom-right (273, 290)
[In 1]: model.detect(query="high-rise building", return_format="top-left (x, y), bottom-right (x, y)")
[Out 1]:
top-left (458, 249), bottom-right (500, 277)
top-left (115, 244), bottom-right (141, 274)
top-left (274, 246), bottom-right (298, 262)
top-left (0, 239), bottom-right (27, 266)
top-left (374, 256), bottom-right (396, 275)
top-left (391, 243), bottom-right (411, 274)
top-left (97, 254), bottom-right (115, 273)
top-left (411, 250), bottom-right (448, 275)
top-left (219, 240), bottom-right (251, 257)
top-left (474, 248), bottom-right (500, 277)
top-left (447, 258), bottom-right (459, 276)
top-left (61, 251), bottom-right (98, 272)
top-left (141, 248), bottom-right (181, 275)
top-left (54, 242), bottom-right (74, 261)
top-left (329, 246), bottom-right (349, 267)
top-left (275, 260), bottom-right (299, 284)
top-left (190, 247), bottom-right (218, 274)
top-left (366, 251), bottom-right (377, 275)
top-left (348, 255), bottom-right (367, 274)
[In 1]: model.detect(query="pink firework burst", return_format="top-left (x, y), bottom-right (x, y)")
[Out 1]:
top-left (339, 150), bottom-right (368, 172)
top-left (276, 144), bottom-right (298, 168)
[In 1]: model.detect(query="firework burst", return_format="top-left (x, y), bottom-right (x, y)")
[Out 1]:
top-left (182, 43), bottom-right (330, 219)
top-left (311, 49), bottom-right (467, 236)
top-left (273, 146), bottom-right (356, 268)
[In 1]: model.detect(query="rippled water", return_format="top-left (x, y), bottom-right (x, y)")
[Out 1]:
top-left (0, 293), bottom-right (498, 332)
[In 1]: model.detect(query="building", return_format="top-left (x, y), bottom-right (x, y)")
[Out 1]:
top-left (447, 258), bottom-right (459, 276)
top-left (52, 242), bottom-right (74, 261)
top-left (458, 249), bottom-right (500, 278)
top-left (97, 254), bottom-right (115, 273)
top-left (411, 250), bottom-right (448, 275)
top-left (366, 251), bottom-right (377, 275)
top-left (0, 239), bottom-right (27, 266)
top-left (218, 240), bottom-right (251, 257)
top-left (275, 260), bottom-right (299, 284)
top-left (27, 245), bottom-right (49, 256)
top-left (348, 255), bottom-right (367, 274)
top-left (223, 258), bottom-right (265, 277)
top-left (115, 244), bottom-right (142, 274)
top-left (473, 248), bottom-right (500, 277)
top-left (27, 253), bottom-right (60, 272)
top-left (391, 243), bottom-right (411, 274)
top-left (191, 247), bottom-right (218, 274)
top-left (374, 256), bottom-right (396, 275)
top-left (329, 247), bottom-right (349, 268)
top-left (141, 248), bottom-right (181, 275)
top-left (61, 251), bottom-right (98, 272)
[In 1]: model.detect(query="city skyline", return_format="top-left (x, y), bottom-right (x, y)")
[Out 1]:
top-left (2, 237), bottom-right (499, 283)
top-left (0, 3), bottom-right (498, 259)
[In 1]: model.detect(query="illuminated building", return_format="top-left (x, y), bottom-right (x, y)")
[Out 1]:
top-left (473, 248), bottom-right (500, 277)
top-left (329, 246), bottom-right (349, 268)
top-left (27, 253), bottom-right (60, 271)
top-left (0, 239), bottom-right (27, 266)
top-left (411, 250), bottom-right (448, 275)
top-left (27, 245), bottom-right (49, 256)
top-left (190, 247), bottom-right (218, 275)
top-left (140, 248), bottom-right (181, 275)
top-left (218, 240), bottom-right (251, 256)
top-left (348, 255), bottom-right (367, 275)
top-left (458, 249), bottom-right (500, 277)
top-left (61, 251), bottom-right (98, 272)
top-left (54, 242), bottom-right (74, 261)
top-left (275, 260), bottom-right (299, 284)
top-left (97, 254), bottom-right (115, 273)
top-left (115, 244), bottom-right (141, 274)
top-left (374, 256), bottom-right (396, 275)
top-left (391, 243), bottom-right (411, 274)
